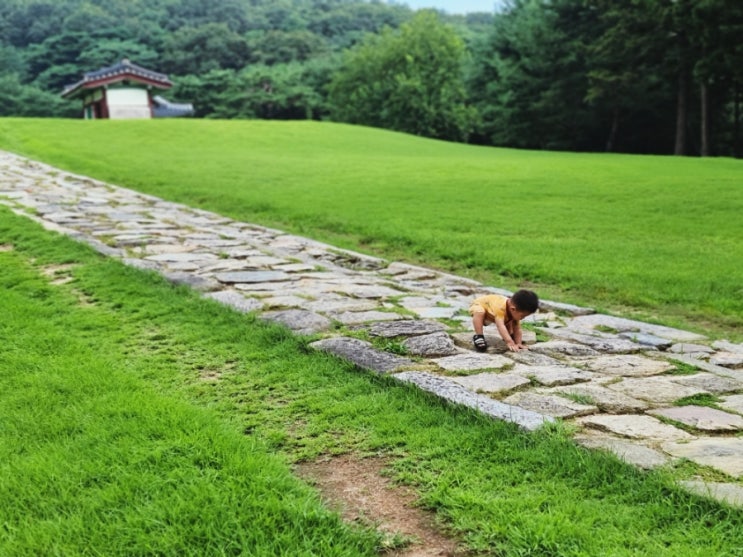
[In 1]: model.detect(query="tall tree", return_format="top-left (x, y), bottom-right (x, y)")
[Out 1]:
top-left (329, 10), bottom-right (476, 141)
top-left (470, 0), bottom-right (602, 150)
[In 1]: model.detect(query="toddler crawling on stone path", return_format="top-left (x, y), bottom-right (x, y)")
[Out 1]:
top-left (469, 290), bottom-right (539, 352)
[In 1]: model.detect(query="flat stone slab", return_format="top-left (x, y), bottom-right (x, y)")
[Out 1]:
top-left (668, 343), bottom-right (714, 354)
top-left (719, 394), bottom-right (743, 414)
top-left (330, 284), bottom-right (402, 299)
top-left (581, 355), bottom-right (674, 377)
top-left (509, 363), bottom-right (593, 386)
top-left (607, 376), bottom-right (708, 404)
top-left (549, 385), bottom-right (649, 413)
top-left (433, 352), bottom-right (513, 372)
top-left (679, 481), bottom-right (743, 508)
top-left (530, 340), bottom-right (599, 357)
top-left (545, 329), bottom-right (647, 354)
top-left (574, 432), bottom-right (670, 469)
top-left (712, 340), bottom-right (743, 354)
top-left (307, 299), bottom-right (379, 313)
top-left (215, 271), bottom-right (291, 284)
top-left (260, 295), bottom-right (311, 309)
top-left (506, 350), bottom-right (564, 367)
top-left (262, 309), bottom-right (332, 335)
top-left (164, 272), bottom-right (220, 292)
top-left (709, 352), bottom-right (743, 369)
top-left (672, 373), bottom-right (743, 394)
top-left (504, 392), bottom-right (597, 418)
top-left (142, 243), bottom-right (194, 254)
top-left (403, 332), bottom-right (459, 357)
top-left (648, 405), bottom-right (743, 432)
top-left (145, 252), bottom-right (217, 262)
top-left (661, 438), bottom-right (743, 478)
top-left (669, 354), bottom-right (743, 381)
top-left (310, 337), bottom-right (413, 373)
top-left (394, 371), bottom-right (553, 431)
top-left (576, 414), bottom-right (694, 442)
top-left (450, 372), bottom-right (531, 394)
top-left (367, 320), bottom-right (446, 338)
top-left (565, 314), bottom-right (706, 342)
top-left (204, 290), bottom-right (263, 313)
top-left (333, 310), bottom-right (404, 325)
top-left (618, 332), bottom-right (673, 350)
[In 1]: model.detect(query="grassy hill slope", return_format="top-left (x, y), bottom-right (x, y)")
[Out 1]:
top-left (1, 118), bottom-right (741, 334)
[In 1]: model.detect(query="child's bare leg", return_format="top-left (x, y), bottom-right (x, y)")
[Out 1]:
top-left (472, 312), bottom-right (486, 335)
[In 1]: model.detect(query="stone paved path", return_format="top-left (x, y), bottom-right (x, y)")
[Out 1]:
top-left (2, 150), bottom-right (742, 508)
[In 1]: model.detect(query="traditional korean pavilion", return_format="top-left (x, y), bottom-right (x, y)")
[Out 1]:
top-left (61, 59), bottom-right (193, 119)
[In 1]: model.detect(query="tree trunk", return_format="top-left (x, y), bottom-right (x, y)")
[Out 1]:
top-left (700, 81), bottom-right (709, 157)
top-left (674, 67), bottom-right (688, 156)
top-left (606, 106), bottom-right (619, 152)
top-left (735, 82), bottom-right (741, 158)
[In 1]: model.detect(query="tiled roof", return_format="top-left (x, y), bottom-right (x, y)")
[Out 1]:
top-left (62, 59), bottom-right (172, 97)
top-left (152, 95), bottom-right (195, 118)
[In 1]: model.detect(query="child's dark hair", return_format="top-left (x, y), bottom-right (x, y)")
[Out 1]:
top-left (511, 289), bottom-right (539, 313)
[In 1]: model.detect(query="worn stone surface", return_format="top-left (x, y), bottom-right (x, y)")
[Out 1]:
top-left (403, 332), bottom-right (460, 357)
top-left (433, 353), bottom-right (513, 372)
top-left (215, 270), bottom-right (291, 284)
top-left (668, 354), bottom-right (743, 381)
top-left (544, 329), bottom-right (647, 354)
top-left (679, 481), bottom-right (743, 508)
top-left (564, 314), bottom-right (706, 342)
top-left (709, 352), bottom-right (743, 369)
top-left (506, 350), bottom-right (564, 367)
top-left (648, 405), bottom-right (743, 432)
top-left (719, 394), bottom-right (743, 415)
top-left (530, 340), bottom-right (599, 358)
top-left (310, 337), bottom-right (413, 373)
top-left (672, 373), bottom-right (743, 394)
top-left (333, 310), bottom-right (404, 325)
top-left (712, 340), bottom-right (743, 354)
top-left (509, 363), bottom-right (593, 386)
top-left (367, 320), bottom-right (447, 338)
top-left (668, 343), bottom-right (715, 354)
top-left (204, 290), bottom-right (263, 313)
top-left (260, 295), bottom-right (312, 309)
top-left (574, 432), bottom-right (670, 469)
top-left (394, 372), bottom-right (553, 431)
top-left (618, 332), bottom-right (673, 350)
top-left (581, 355), bottom-right (674, 377)
top-left (262, 309), bottom-right (332, 335)
top-left (662, 438), bottom-right (743, 478)
top-left (504, 392), bottom-right (597, 418)
top-left (549, 385), bottom-right (649, 413)
top-left (607, 376), bottom-right (707, 404)
top-left (576, 414), bottom-right (695, 442)
top-left (450, 372), bottom-right (531, 394)
top-left (164, 272), bottom-right (220, 291)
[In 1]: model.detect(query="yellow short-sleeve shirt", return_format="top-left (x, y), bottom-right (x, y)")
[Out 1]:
top-left (469, 294), bottom-right (508, 322)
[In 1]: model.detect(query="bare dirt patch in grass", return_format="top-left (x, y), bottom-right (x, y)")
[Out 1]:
top-left (0, 243), bottom-right (14, 252)
top-left (296, 455), bottom-right (463, 557)
top-left (40, 263), bottom-right (78, 285)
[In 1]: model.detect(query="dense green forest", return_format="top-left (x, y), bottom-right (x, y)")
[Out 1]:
top-left (1, 0), bottom-right (741, 156)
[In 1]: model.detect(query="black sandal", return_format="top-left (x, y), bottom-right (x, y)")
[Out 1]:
top-left (473, 334), bottom-right (487, 352)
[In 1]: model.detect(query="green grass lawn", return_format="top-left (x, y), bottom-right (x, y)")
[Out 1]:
top-left (1, 118), bottom-right (741, 337)
top-left (2, 206), bottom-right (742, 556)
